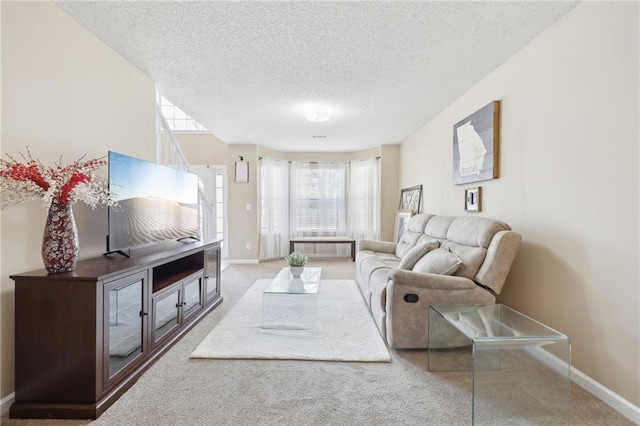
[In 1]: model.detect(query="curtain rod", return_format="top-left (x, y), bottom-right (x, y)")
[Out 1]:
top-left (258, 156), bottom-right (380, 162)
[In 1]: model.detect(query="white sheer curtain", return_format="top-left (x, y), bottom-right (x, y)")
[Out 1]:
top-left (290, 161), bottom-right (348, 256)
top-left (261, 158), bottom-right (379, 259)
top-left (259, 158), bottom-right (290, 261)
top-left (347, 157), bottom-right (379, 241)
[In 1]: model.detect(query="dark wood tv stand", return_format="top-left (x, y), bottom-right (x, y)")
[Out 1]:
top-left (9, 239), bottom-right (223, 419)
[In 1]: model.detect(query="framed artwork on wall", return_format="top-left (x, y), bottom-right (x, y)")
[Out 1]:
top-left (399, 185), bottom-right (422, 214)
top-left (394, 209), bottom-right (414, 243)
top-left (235, 161), bottom-right (249, 183)
top-left (464, 186), bottom-right (482, 213)
top-left (453, 100), bottom-right (500, 185)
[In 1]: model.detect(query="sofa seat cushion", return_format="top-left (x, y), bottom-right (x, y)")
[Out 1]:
top-left (412, 248), bottom-right (462, 275)
top-left (369, 268), bottom-right (390, 311)
top-left (398, 241), bottom-right (439, 270)
top-left (355, 250), bottom-right (377, 265)
top-left (368, 268), bottom-right (390, 337)
top-left (356, 250), bottom-right (398, 264)
top-left (375, 252), bottom-right (399, 261)
top-left (359, 256), bottom-right (398, 285)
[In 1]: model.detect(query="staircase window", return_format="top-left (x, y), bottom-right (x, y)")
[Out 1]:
top-left (157, 95), bottom-right (208, 132)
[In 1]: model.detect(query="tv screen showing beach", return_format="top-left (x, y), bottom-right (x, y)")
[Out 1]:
top-left (107, 151), bottom-right (199, 252)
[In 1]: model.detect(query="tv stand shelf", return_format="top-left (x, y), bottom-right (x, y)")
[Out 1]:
top-left (152, 252), bottom-right (204, 293)
top-left (10, 239), bottom-right (222, 420)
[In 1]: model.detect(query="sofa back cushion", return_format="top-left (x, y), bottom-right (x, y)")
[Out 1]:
top-left (395, 214), bottom-right (433, 258)
top-left (391, 213), bottom-right (520, 295)
top-left (443, 217), bottom-right (511, 281)
top-left (424, 215), bottom-right (455, 240)
top-left (446, 216), bottom-right (511, 248)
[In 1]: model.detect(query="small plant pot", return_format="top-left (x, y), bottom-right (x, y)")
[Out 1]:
top-left (289, 266), bottom-right (304, 278)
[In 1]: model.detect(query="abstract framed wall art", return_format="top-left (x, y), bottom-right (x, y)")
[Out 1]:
top-left (394, 209), bottom-right (414, 243)
top-left (399, 185), bottom-right (422, 214)
top-left (453, 100), bottom-right (500, 185)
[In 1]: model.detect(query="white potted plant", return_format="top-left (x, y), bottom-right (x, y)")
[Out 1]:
top-left (284, 251), bottom-right (308, 278)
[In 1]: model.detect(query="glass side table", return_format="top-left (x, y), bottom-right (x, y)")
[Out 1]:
top-left (428, 304), bottom-right (571, 425)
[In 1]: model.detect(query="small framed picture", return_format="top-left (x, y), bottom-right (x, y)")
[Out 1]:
top-left (464, 187), bottom-right (482, 213)
top-left (235, 161), bottom-right (249, 183)
top-left (394, 209), bottom-right (414, 243)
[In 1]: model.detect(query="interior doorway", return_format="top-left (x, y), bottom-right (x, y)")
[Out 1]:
top-left (191, 165), bottom-right (228, 260)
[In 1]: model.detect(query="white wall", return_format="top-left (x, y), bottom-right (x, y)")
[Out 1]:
top-left (0, 0), bottom-right (156, 399)
top-left (399, 2), bottom-right (639, 406)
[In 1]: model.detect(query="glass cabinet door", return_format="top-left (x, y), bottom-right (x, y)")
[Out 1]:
top-left (104, 271), bottom-right (148, 386)
top-left (205, 245), bottom-right (220, 303)
top-left (183, 275), bottom-right (203, 321)
top-left (152, 286), bottom-right (181, 345)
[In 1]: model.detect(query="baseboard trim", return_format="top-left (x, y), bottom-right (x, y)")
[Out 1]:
top-left (226, 259), bottom-right (259, 264)
top-left (1, 392), bottom-right (15, 417)
top-left (526, 346), bottom-right (640, 424)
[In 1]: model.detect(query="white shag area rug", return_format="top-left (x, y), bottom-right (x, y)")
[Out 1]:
top-left (190, 279), bottom-right (391, 362)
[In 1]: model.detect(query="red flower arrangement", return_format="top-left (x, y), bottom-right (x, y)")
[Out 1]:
top-left (0, 148), bottom-right (117, 209)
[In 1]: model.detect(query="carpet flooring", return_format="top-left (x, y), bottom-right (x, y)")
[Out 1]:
top-left (1, 258), bottom-right (635, 426)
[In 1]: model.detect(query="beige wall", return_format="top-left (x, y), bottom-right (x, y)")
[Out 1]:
top-left (175, 137), bottom-right (400, 259)
top-left (226, 144), bottom-right (260, 259)
top-left (380, 145), bottom-right (400, 242)
top-left (399, 2), bottom-right (639, 405)
top-left (175, 133), bottom-right (229, 163)
top-left (0, 1), bottom-right (156, 399)
top-left (174, 134), bottom-right (261, 260)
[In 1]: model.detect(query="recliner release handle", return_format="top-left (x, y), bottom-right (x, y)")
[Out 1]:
top-left (403, 293), bottom-right (419, 303)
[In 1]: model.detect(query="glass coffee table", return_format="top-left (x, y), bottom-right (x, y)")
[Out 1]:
top-left (428, 304), bottom-right (571, 425)
top-left (262, 267), bottom-right (321, 330)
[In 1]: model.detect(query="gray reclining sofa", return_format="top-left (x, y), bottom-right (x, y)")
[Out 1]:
top-left (356, 213), bottom-right (522, 349)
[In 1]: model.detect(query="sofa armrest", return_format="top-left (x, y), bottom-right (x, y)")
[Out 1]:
top-left (385, 268), bottom-right (494, 349)
top-left (357, 239), bottom-right (397, 254)
top-left (388, 268), bottom-right (477, 290)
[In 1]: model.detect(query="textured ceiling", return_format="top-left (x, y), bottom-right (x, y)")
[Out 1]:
top-left (55, 1), bottom-right (577, 153)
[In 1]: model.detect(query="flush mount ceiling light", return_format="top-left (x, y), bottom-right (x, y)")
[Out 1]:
top-left (304, 106), bottom-right (330, 122)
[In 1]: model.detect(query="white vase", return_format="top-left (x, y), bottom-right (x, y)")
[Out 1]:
top-left (290, 266), bottom-right (304, 278)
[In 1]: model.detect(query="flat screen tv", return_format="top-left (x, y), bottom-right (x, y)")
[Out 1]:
top-left (106, 151), bottom-right (200, 255)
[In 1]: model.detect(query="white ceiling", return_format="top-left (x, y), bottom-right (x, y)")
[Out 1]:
top-left (55, 1), bottom-right (577, 153)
